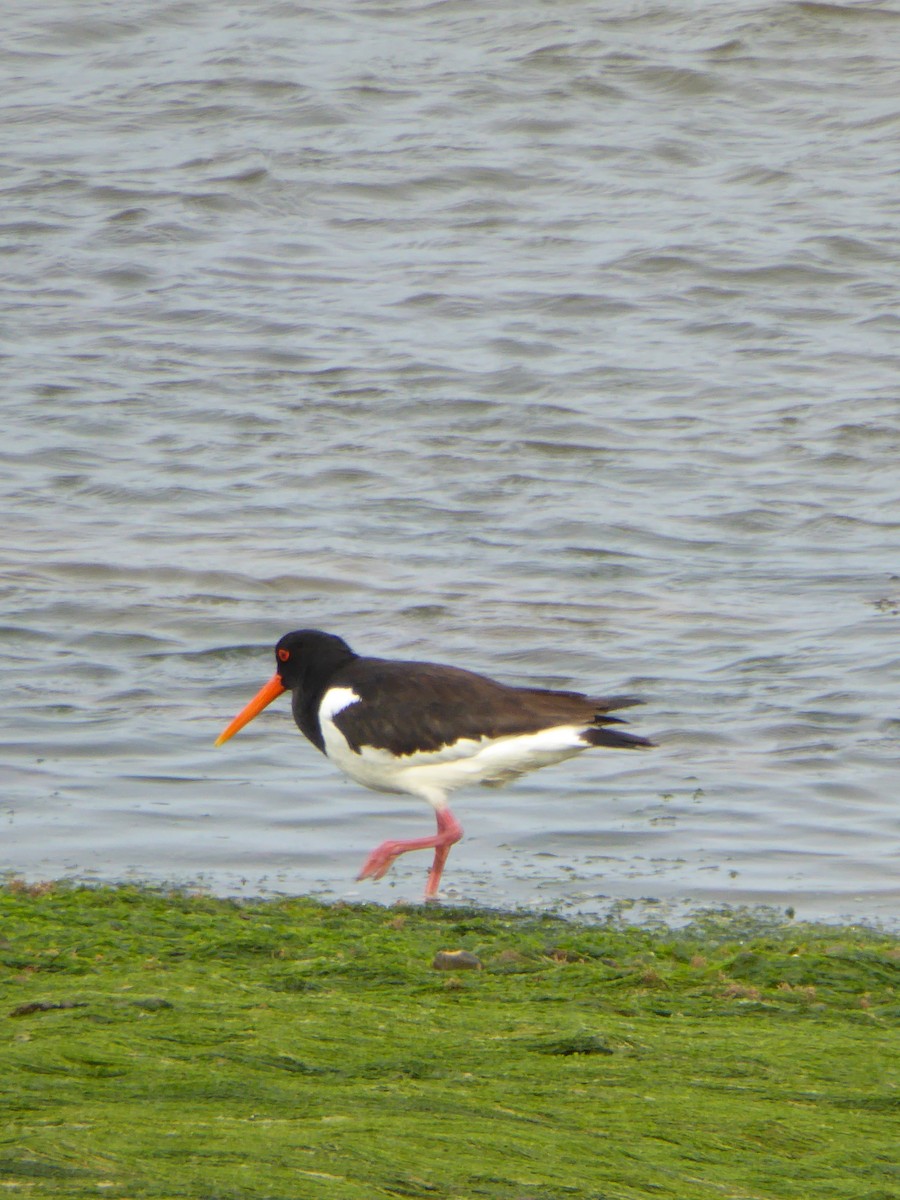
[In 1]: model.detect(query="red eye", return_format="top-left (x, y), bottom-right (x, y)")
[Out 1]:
top-left (277, 648), bottom-right (290, 663)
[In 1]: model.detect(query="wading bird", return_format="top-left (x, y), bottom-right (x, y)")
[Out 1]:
top-left (216, 630), bottom-right (653, 899)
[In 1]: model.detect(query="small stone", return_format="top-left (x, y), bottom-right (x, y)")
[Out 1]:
top-left (432, 949), bottom-right (482, 971)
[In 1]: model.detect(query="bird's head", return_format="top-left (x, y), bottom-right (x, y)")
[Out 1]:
top-left (215, 630), bottom-right (355, 746)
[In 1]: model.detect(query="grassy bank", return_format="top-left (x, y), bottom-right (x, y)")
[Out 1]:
top-left (1, 883), bottom-right (897, 1200)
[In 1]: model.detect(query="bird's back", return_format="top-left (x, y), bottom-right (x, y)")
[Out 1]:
top-left (328, 655), bottom-right (651, 757)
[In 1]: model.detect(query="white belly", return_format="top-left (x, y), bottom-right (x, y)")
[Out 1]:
top-left (318, 687), bottom-right (589, 809)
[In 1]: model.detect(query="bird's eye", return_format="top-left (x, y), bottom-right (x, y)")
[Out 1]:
top-left (278, 648), bottom-right (291, 663)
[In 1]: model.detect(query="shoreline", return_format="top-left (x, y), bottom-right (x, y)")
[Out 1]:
top-left (5, 868), bottom-right (899, 935)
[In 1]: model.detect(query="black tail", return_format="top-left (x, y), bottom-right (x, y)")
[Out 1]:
top-left (590, 694), bottom-right (645, 712)
top-left (581, 725), bottom-right (655, 750)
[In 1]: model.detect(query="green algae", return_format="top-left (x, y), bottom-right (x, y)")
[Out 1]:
top-left (0, 884), bottom-right (897, 1199)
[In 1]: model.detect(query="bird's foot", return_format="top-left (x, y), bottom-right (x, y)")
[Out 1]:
top-left (357, 810), bottom-right (464, 895)
top-left (356, 840), bottom-right (412, 882)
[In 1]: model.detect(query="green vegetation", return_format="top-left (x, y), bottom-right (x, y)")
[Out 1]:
top-left (1, 883), bottom-right (897, 1199)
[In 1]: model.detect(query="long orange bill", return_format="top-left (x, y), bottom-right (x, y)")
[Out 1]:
top-left (215, 674), bottom-right (286, 746)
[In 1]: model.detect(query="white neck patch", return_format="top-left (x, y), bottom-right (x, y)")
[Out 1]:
top-left (319, 686), bottom-right (362, 721)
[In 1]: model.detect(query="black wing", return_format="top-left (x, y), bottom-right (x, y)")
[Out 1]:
top-left (329, 657), bottom-right (652, 757)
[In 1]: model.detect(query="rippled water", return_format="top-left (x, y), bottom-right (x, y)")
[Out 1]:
top-left (3, 0), bottom-right (898, 924)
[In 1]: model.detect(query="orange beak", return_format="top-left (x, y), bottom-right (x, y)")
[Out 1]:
top-left (215, 673), bottom-right (286, 746)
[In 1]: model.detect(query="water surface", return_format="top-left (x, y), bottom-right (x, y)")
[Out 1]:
top-left (3, 0), bottom-right (898, 924)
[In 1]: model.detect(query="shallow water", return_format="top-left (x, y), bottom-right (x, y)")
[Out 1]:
top-left (2, 0), bottom-right (898, 925)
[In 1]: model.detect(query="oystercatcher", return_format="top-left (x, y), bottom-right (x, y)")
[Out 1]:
top-left (215, 630), bottom-right (654, 899)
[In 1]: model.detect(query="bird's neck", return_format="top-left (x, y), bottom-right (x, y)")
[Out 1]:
top-left (291, 647), bottom-right (357, 752)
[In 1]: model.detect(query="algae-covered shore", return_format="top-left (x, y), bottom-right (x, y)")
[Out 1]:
top-left (1, 884), bottom-right (897, 1199)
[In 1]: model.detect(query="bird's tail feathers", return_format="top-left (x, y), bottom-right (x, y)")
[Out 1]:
top-left (589, 694), bottom-right (645, 712)
top-left (581, 725), bottom-right (655, 750)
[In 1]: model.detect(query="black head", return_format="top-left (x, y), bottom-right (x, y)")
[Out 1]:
top-left (274, 629), bottom-right (357, 690)
top-left (216, 630), bottom-right (357, 748)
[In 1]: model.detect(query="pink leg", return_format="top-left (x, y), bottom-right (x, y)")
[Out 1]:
top-left (357, 808), bottom-right (463, 899)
